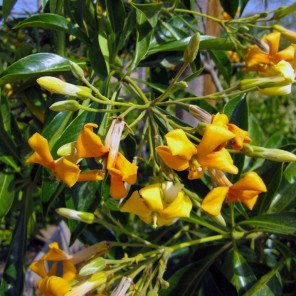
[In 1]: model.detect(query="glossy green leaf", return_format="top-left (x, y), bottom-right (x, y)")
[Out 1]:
top-left (0, 53), bottom-right (78, 86)
top-left (0, 185), bottom-right (33, 295)
top-left (210, 50), bottom-right (231, 85)
top-left (243, 260), bottom-right (284, 296)
top-left (105, 0), bottom-right (125, 37)
top-left (2, 0), bottom-right (17, 19)
top-left (220, 0), bottom-right (239, 18)
top-left (223, 95), bottom-right (244, 117)
top-left (14, 13), bottom-right (88, 43)
top-left (0, 173), bottom-right (14, 219)
top-left (130, 2), bottom-right (163, 69)
top-left (98, 18), bottom-right (111, 74)
top-left (232, 248), bottom-right (257, 294)
top-left (239, 213), bottom-right (296, 236)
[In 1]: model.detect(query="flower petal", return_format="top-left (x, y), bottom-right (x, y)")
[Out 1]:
top-left (161, 191), bottom-right (192, 220)
top-left (201, 186), bottom-right (229, 216)
top-left (230, 172), bottom-right (267, 192)
top-left (139, 183), bottom-right (164, 211)
top-left (227, 123), bottom-right (251, 150)
top-left (121, 191), bottom-right (152, 222)
top-left (62, 260), bottom-right (77, 281)
top-left (109, 170), bottom-right (127, 199)
top-left (29, 260), bottom-right (48, 278)
top-left (114, 152), bottom-right (138, 185)
top-left (198, 148), bottom-right (238, 175)
top-left (211, 113), bottom-right (229, 126)
top-left (196, 124), bottom-right (235, 156)
top-left (157, 215), bottom-right (175, 227)
top-left (162, 182), bottom-right (184, 203)
top-left (156, 146), bottom-right (189, 171)
top-left (263, 32), bottom-right (280, 55)
top-left (38, 276), bottom-right (72, 296)
top-left (77, 170), bottom-right (104, 182)
top-left (76, 123), bottom-right (109, 158)
top-left (54, 158), bottom-right (80, 187)
top-left (27, 133), bottom-right (54, 168)
top-left (165, 129), bottom-right (197, 160)
top-left (42, 242), bottom-right (73, 261)
top-left (241, 196), bottom-right (258, 210)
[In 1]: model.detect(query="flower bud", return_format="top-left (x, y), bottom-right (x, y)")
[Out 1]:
top-left (37, 76), bottom-right (92, 99)
top-left (50, 100), bottom-right (81, 112)
top-left (189, 105), bottom-right (211, 123)
top-left (183, 33), bottom-right (200, 63)
top-left (273, 3), bottom-right (296, 20)
top-left (56, 208), bottom-right (95, 224)
top-left (242, 144), bottom-right (296, 162)
top-left (69, 61), bottom-right (85, 79)
top-left (272, 24), bottom-right (296, 43)
top-left (57, 142), bottom-right (77, 157)
top-left (79, 257), bottom-right (106, 276)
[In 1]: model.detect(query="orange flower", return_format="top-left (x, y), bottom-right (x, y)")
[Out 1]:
top-left (245, 32), bottom-right (295, 74)
top-left (156, 126), bottom-right (238, 179)
top-left (201, 172), bottom-right (267, 216)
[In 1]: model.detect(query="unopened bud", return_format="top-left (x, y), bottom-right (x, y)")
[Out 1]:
top-left (69, 61), bottom-right (85, 79)
top-left (242, 144), bottom-right (296, 162)
top-left (273, 3), bottom-right (296, 20)
top-left (189, 105), bottom-right (211, 123)
top-left (183, 33), bottom-right (200, 63)
top-left (238, 26), bottom-right (249, 33)
top-left (56, 208), bottom-right (95, 224)
top-left (273, 24), bottom-right (296, 43)
top-left (50, 100), bottom-right (81, 112)
top-left (57, 142), bottom-right (77, 157)
top-left (259, 12), bottom-right (269, 18)
top-left (79, 257), bottom-right (106, 276)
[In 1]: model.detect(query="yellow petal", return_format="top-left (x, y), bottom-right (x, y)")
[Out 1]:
top-left (259, 84), bottom-right (292, 96)
top-left (76, 123), bottom-right (109, 158)
top-left (29, 260), bottom-right (48, 278)
top-left (230, 172), bottom-right (267, 192)
top-left (108, 169), bottom-right (127, 199)
top-left (114, 152), bottom-right (138, 185)
top-left (276, 45), bottom-right (295, 63)
top-left (227, 123), bottom-right (251, 150)
top-left (77, 170), bottom-right (104, 182)
top-left (161, 191), bottom-right (192, 219)
top-left (263, 32), bottom-right (280, 55)
top-left (54, 158), bottom-right (80, 187)
top-left (62, 260), bottom-right (77, 281)
top-left (211, 113), bottom-right (229, 126)
top-left (245, 46), bottom-right (270, 69)
top-left (121, 191), bottom-right (152, 222)
top-left (139, 183), bottom-right (164, 211)
top-left (201, 186), bottom-right (229, 216)
top-left (196, 124), bottom-right (235, 156)
top-left (156, 146), bottom-right (189, 171)
top-left (198, 148), bottom-right (238, 175)
top-left (241, 196), bottom-right (258, 210)
top-left (38, 276), bottom-right (72, 296)
top-left (157, 215), bottom-right (175, 227)
top-left (42, 242), bottom-right (73, 261)
top-left (27, 133), bottom-right (54, 168)
top-left (165, 129), bottom-right (197, 160)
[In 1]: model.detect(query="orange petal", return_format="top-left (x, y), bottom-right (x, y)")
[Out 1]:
top-left (139, 183), bottom-right (164, 212)
top-left (114, 152), bottom-right (138, 185)
top-left (38, 276), bottom-right (72, 296)
top-left (27, 133), bottom-right (54, 168)
top-left (121, 191), bottom-right (152, 222)
top-left (42, 242), bottom-right (73, 261)
top-left (201, 186), bottom-right (229, 216)
top-left (195, 124), bottom-right (235, 156)
top-left (78, 170), bottom-right (104, 182)
top-left (241, 196), bottom-right (258, 210)
top-left (211, 113), bottom-right (229, 126)
top-left (230, 172), bottom-right (267, 192)
top-left (227, 123), bottom-right (251, 150)
top-left (30, 260), bottom-right (48, 278)
top-left (109, 170), bottom-right (127, 199)
top-left (263, 32), bottom-right (280, 55)
top-left (62, 260), bottom-right (77, 281)
top-left (156, 146), bottom-right (189, 171)
top-left (276, 45), bottom-right (295, 63)
top-left (54, 158), bottom-right (80, 187)
top-left (198, 148), bottom-right (238, 175)
top-left (165, 129), bottom-right (197, 160)
top-left (76, 123), bottom-right (109, 158)
top-left (245, 46), bottom-right (270, 69)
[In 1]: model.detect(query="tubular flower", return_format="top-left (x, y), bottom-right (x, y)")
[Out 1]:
top-left (30, 242), bottom-right (76, 296)
top-left (156, 128), bottom-right (238, 180)
top-left (37, 76), bottom-right (92, 99)
top-left (211, 113), bottom-right (251, 150)
top-left (245, 31), bottom-right (295, 74)
top-left (27, 131), bottom-right (104, 187)
top-left (201, 172), bottom-right (267, 216)
top-left (121, 182), bottom-right (192, 227)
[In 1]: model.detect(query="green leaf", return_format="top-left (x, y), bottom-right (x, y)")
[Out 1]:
top-left (210, 50), bottom-right (231, 85)
top-left (220, 0), bottom-right (239, 18)
top-left (0, 173), bottom-right (14, 219)
top-left (98, 18), bottom-right (111, 74)
top-left (0, 185), bottom-right (33, 295)
top-left (223, 95), bottom-right (245, 117)
top-left (14, 13), bottom-right (88, 43)
top-left (105, 0), bottom-right (125, 37)
top-left (130, 2), bottom-right (163, 69)
top-left (243, 260), bottom-right (284, 296)
top-left (239, 213), bottom-right (296, 236)
top-left (0, 53), bottom-right (78, 86)
top-left (232, 248), bottom-right (257, 294)
top-left (160, 244), bottom-right (230, 296)
top-left (2, 0), bottom-right (17, 19)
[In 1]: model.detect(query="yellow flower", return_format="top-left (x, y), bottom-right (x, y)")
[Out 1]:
top-left (156, 127), bottom-right (238, 179)
top-left (37, 276), bottom-right (72, 296)
top-left (37, 76), bottom-right (92, 99)
top-left (121, 182), bottom-right (192, 227)
top-left (245, 32), bottom-right (295, 74)
top-left (27, 130), bottom-right (104, 187)
top-left (201, 172), bottom-right (267, 216)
